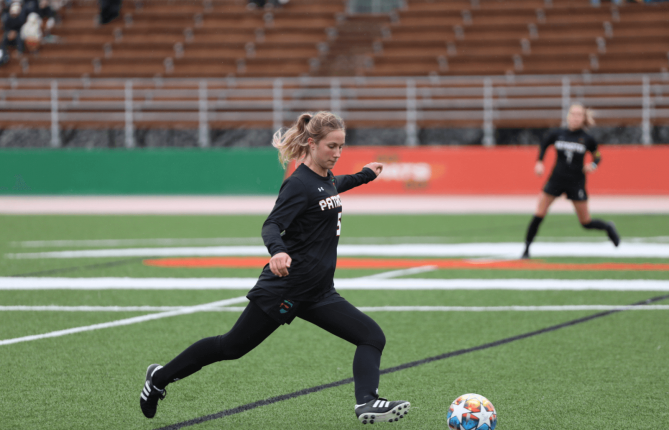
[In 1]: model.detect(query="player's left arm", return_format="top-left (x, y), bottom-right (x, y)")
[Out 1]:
top-left (583, 137), bottom-right (601, 174)
top-left (334, 163), bottom-right (382, 193)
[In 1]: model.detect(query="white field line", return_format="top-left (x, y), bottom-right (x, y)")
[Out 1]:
top-left (357, 305), bottom-right (669, 312)
top-left (0, 296), bottom-right (248, 347)
top-left (3, 305), bottom-right (669, 312)
top-left (5, 246), bottom-right (269, 259)
top-left (14, 236), bottom-right (669, 249)
top-left (8, 242), bottom-right (669, 259)
top-left (0, 305), bottom-right (247, 312)
top-left (0, 277), bottom-right (256, 290)
top-left (1, 277), bottom-right (669, 291)
top-left (355, 265), bottom-right (439, 279)
top-left (11, 238), bottom-right (264, 248)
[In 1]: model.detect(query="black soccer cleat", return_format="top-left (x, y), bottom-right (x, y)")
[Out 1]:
top-left (521, 249), bottom-right (530, 259)
top-left (140, 364), bottom-right (166, 418)
top-left (355, 397), bottom-right (410, 424)
top-left (606, 222), bottom-right (620, 247)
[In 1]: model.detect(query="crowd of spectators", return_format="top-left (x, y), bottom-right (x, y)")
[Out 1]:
top-left (1, 0), bottom-right (59, 65)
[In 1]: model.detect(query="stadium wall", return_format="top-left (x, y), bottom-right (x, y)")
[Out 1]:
top-left (0, 149), bottom-right (284, 195)
top-left (291, 145), bottom-right (669, 196)
top-left (1, 146), bottom-right (666, 195)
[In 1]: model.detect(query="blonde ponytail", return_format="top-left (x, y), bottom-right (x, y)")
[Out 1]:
top-left (584, 107), bottom-right (595, 127)
top-left (272, 111), bottom-right (345, 168)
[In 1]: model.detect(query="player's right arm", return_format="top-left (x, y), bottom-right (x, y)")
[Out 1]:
top-left (261, 176), bottom-right (308, 277)
top-left (535, 129), bottom-right (558, 176)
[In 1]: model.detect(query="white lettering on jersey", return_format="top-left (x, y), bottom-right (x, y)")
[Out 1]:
top-left (555, 141), bottom-right (586, 165)
top-left (319, 194), bottom-right (342, 211)
top-left (555, 141), bottom-right (586, 153)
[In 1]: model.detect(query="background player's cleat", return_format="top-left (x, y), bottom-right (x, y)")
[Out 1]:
top-left (355, 398), bottom-right (410, 424)
top-left (607, 222), bottom-right (620, 247)
top-left (521, 249), bottom-right (530, 259)
top-left (140, 364), bottom-right (166, 418)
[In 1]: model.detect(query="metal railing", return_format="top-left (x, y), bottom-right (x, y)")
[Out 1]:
top-left (2, 72), bottom-right (669, 147)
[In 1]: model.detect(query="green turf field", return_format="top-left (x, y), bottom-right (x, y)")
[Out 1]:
top-left (1, 214), bottom-right (668, 429)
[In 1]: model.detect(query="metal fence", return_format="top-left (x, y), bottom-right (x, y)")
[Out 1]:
top-left (2, 72), bottom-right (669, 148)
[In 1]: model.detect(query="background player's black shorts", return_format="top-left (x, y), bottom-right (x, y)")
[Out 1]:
top-left (246, 286), bottom-right (346, 325)
top-left (543, 176), bottom-right (588, 201)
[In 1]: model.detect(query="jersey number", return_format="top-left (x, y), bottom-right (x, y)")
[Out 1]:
top-left (565, 150), bottom-right (574, 164)
top-left (336, 213), bottom-right (342, 236)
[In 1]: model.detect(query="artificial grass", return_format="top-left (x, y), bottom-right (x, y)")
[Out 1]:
top-left (0, 214), bottom-right (668, 429)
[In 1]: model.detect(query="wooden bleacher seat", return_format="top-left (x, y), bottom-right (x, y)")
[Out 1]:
top-left (595, 52), bottom-right (669, 74)
top-left (2, 0), bottom-right (668, 80)
top-left (189, 28), bottom-right (257, 43)
top-left (402, 0), bottom-right (474, 12)
top-left (376, 26), bottom-right (454, 43)
top-left (170, 58), bottom-right (238, 77)
top-left (604, 35), bottom-right (669, 55)
top-left (450, 39), bottom-right (523, 56)
top-left (393, 10), bottom-right (464, 27)
top-left (18, 57), bottom-right (94, 77)
top-left (520, 53), bottom-right (591, 74)
top-left (261, 28), bottom-right (329, 43)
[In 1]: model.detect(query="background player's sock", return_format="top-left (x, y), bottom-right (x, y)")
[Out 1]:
top-left (582, 219), bottom-right (607, 230)
top-left (583, 219), bottom-right (620, 246)
top-left (523, 215), bottom-right (544, 256)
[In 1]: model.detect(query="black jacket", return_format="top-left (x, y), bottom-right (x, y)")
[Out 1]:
top-left (251, 164), bottom-right (377, 301)
top-left (539, 128), bottom-right (600, 181)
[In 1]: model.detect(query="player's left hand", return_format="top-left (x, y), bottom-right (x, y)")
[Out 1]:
top-left (364, 162), bottom-right (383, 176)
top-left (583, 163), bottom-right (596, 174)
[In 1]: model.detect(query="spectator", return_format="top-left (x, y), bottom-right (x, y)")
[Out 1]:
top-left (98, 0), bottom-right (121, 25)
top-left (37, 0), bottom-right (54, 39)
top-left (23, 0), bottom-right (38, 14)
top-left (1, 1), bottom-right (8, 23)
top-left (1, 1), bottom-right (26, 63)
top-left (20, 11), bottom-right (41, 52)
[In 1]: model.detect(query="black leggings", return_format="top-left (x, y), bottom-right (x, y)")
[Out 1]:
top-left (152, 299), bottom-right (386, 404)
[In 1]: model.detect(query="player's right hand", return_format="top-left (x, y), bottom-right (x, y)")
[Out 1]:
top-left (269, 252), bottom-right (291, 277)
top-left (534, 161), bottom-right (544, 176)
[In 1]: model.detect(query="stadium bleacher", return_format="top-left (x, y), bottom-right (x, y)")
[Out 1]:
top-left (2, 0), bottom-right (668, 79)
top-left (0, 0), bottom-right (668, 143)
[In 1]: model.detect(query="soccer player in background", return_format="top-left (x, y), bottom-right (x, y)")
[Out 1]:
top-left (140, 111), bottom-right (411, 424)
top-left (522, 103), bottom-right (620, 259)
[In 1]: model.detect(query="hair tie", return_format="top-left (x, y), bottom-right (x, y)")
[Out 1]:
top-left (304, 115), bottom-right (311, 124)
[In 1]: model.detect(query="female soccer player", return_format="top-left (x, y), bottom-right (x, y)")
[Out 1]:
top-left (522, 103), bottom-right (620, 259)
top-left (140, 111), bottom-right (410, 424)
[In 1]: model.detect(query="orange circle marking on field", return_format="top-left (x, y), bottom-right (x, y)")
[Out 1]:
top-left (143, 257), bottom-right (669, 271)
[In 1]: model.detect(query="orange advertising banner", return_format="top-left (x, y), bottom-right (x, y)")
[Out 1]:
top-left (286, 145), bottom-right (669, 195)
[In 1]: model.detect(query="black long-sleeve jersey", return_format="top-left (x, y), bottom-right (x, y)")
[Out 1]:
top-left (538, 128), bottom-right (601, 180)
top-left (250, 163), bottom-right (377, 301)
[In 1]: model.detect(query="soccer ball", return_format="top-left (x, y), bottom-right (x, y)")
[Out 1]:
top-left (447, 393), bottom-right (497, 430)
